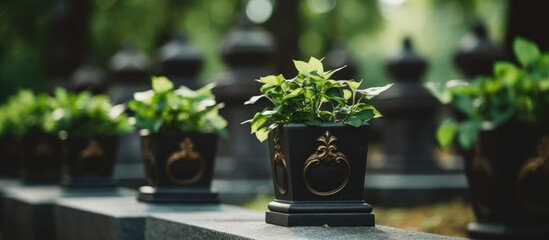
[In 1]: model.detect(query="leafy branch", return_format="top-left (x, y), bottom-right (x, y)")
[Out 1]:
top-left (129, 76), bottom-right (228, 137)
top-left (426, 37), bottom-right (549, 150)
top-left (243, 57), bottom-right (392, 142)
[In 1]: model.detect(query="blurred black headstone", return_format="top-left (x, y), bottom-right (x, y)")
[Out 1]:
top-left (325, 44), bottom-right (359, 81)
top-left (69, 61), bottom-right (106, 94)
top-left (365, 37), bottom-right (468, 205)
top-left (454, 21), bottom-right (506, 80)
top-left (211, 18), bottom-right (276, 204)
top-left (375, 37), bottom-right (442, 173)
top-left (156, 31), bottom-right (203, 89)
top-left (108, 42), bottom-right (151, 104)
top-left (107, 43), bottom-right (151, 189)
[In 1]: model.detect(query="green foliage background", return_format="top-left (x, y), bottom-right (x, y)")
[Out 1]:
top-left (0, 0), bottom-right (508, 103)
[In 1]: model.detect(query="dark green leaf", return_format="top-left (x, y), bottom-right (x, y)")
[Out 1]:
top-left (345, 116), bottom-right (362, 127)
top-left (354, 109), bottom-right (375, 121)
top-left (458, 120), bottom-right (481, 150)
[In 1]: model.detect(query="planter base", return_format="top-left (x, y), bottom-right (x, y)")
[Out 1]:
top-left (61, 176), bottom-right (116, 188)
top-left (468, 222), bottom-right (549, 240)
top-left (266, 201), bottom-right (375, 227)
top-left (137, 186), bottom-right (219, 203)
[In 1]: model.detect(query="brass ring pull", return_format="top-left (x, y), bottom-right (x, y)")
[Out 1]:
top-left (273, 136), bottom-right (289, 195)
top-left (166, 137), bottom-right (205, 185)
top-left (303, 131), bottom-right (351, 196)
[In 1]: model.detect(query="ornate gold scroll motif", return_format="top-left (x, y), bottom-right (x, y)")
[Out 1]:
top-left (303, 131), bottom-right (351, 196)
top-left (273, 137), bottom-right (288, 195)
top-left (517, 136), bottom-right (549, 213)
top-left (166, 137), bottom-right (205, 185)
top-left (77, 140), bottom-right (107, 174)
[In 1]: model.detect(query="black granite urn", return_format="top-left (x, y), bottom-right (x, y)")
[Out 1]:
top-left (137, 131), bottom-right (219, 203)
top-left (266, 123), bottom-right (375, 227)
top-left (20, 134), bottom-right (63, 184)
top-left (463, 122), bottom-right (549, 239)
top-left (60, 135), bottom-right (119, 188)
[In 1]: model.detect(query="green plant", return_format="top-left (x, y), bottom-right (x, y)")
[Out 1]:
top-left (128, 76), bottom-right (228, 137)
top-left (243, 57), bottom-right (393, 142)
top-left (45, 88), bottom-right (134, 137)
top-left (426, 37), bottom-right (549, 150)
top-left (0, 89), bottom-right (53, 138)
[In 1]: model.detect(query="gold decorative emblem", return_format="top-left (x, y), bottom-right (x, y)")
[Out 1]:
top-left (34, 140), bottom-right (53, 159)
top-left (273, 137), bottom-right (288, 195)
top-left (473, 144), bottom-right (494, 177)
top-left (303, 131), bottom-right (350, 196)
top-left (517, 136), bottom-right (549, 213)
top-left (142, 138), bottom-right (158, 185)
top-left (166, 137), bottom-right (205, 185)
top-left (470, 142), bottom-right (497, 215)
top-left (77, 140), bottom-right (107, 175)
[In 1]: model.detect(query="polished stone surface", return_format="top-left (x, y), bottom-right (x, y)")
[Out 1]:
top-left (146, 208), bottom-right (466, 240)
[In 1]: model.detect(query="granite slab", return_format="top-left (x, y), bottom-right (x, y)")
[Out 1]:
top-left (146, 209), bottom-right (467, 240)
top-left (55, 196), bottom-right (251, 240)
top-left (1, 185), bottom-right (133, 240)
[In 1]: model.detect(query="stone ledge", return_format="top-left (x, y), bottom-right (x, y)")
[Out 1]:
top-left (146, 210), bottom-right (467, 240)
top-left (55, 196), bottom-right (254, 240)
top-left (1, 185), bottom-right (134, 240)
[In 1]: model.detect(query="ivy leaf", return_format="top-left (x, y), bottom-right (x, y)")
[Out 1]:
top-left (513, 37), bottom-right (541, 67)
top-left (244, 95), bottom-right (265, 105)
top-left (293, 60), bottom-right (313, 75)
top-left (355, 109), bottom-right (375, 122)
top-left (326, 88), bottom-right (343, 99)
top-left (343, 90), bottom-right (352, 100)
top-left (255, 127), bottom-right (269, 142)
top-left (282, 88), bottom-right (303, 100)
top-left (424, 82), bottom-right (451, 104)
top-left (494, 61), bottom-right (521, 85)
top-left (345, 116), bottom-right (362, 127)
top-left (436, 119), bottom-right (458, 149)
top-left (133, 90), bottom-right (154, 104)
top-left (308, 57), bottom-right (324, 74)
top-left (356, 83), bottom-right (393, 99)
top-left (347, 80), bottom-right (362, 91)
top-left (258, 75), bottom-right (280, 85)
top-left (251, 113), bottom-right (268, 134)
top-left (458, 120), bottom-right (481, 150)
top-left (324, 66), bottom-right (346, 79)
top-left (152, 76), bottom-right (174, 93)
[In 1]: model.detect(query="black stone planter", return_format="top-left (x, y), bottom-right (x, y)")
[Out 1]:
top-left (463, 122), bottom-right (549, 240)
top-left (60, 135), bottom-right (119, 188)
top-left (266, 123), bottom-right (375, 227)
top-left (20, 134), bottom-right (62, 184)
top-left (0, 137), bottom-right (22, 178)
top-left (137, 131), bottom-right (219, 203)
